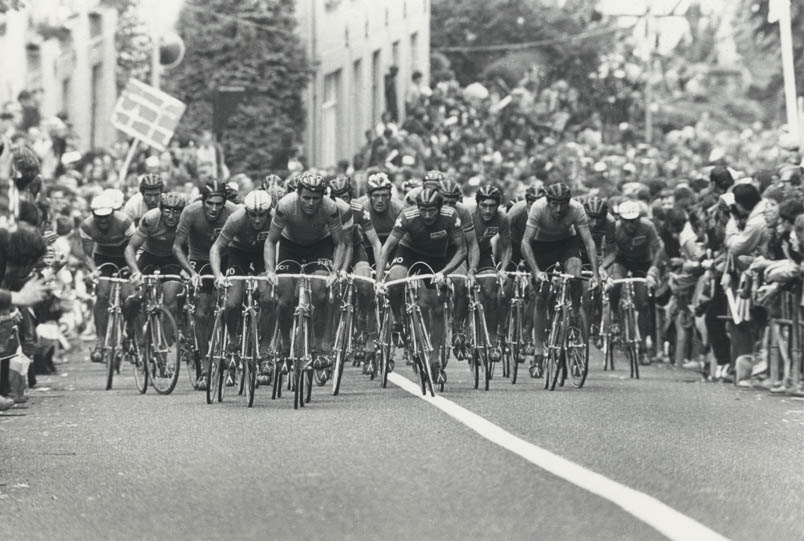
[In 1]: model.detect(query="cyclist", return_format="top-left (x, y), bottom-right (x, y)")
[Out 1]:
top-left (263, 173), bottom-right (347, 369)
top-left (209, 189), bottom-right (275, 383)
top-left (604, 200), bottom-right (664, 360)
top-left (507, 185), bottom-right (540, 270)
top-left (124, 191), bottom-right (186, 321)
top-left (376, 187), bottom-right (467, 381)
top-left (124, 173), bottom-right (165, 225)
top-left (361, 171), bottom-right (405, 266)
top-left (80, 192), bottom-right (136, 362)
top-left (471, 184), bottom-right (511, 349)
top-left (329, 174), bottom-right (383, 360)
top-left (521, 182), bottom-right (599, 373)
top-left (433, 175), bottom-right (479, 360)
top-left (172, 181), bottom-right (239, 390)
top-left (261, 174), bottom-right (286, 206)
top-left (582, 196), bottom-right (616, 332)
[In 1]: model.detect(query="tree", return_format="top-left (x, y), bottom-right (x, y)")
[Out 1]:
top-left (104, 0), bottom-right (153, 93)
top-left (163, 0), bottom-right (310, 179)
top-left (0, 0), bottom-right (24, 13)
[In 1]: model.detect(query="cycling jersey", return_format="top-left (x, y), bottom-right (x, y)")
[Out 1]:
top-left (525, 198), bottom-right (589, 241)
top-left (471, 204), bottom-right (510, 262)
top-left (132, 208), bottom-right (176, 257)
top-left (587, 214), bottom-right (617, 262)
top-left (271, 192), bottom-right (343, 246)
top-left (124, 193), bottom-right (150, 225)
top-left (363, 198), bottom-right (404, 243)
top-left (394, 206), bottom-right (463, 258)
top-left (218, 207), bottom-right (273, 253)
top-left (612, 218), bottom-right (663, 267)
top-left (176, 200), bottom-right (238, 262)
top-left (79, 211), bottom-right (135, 258)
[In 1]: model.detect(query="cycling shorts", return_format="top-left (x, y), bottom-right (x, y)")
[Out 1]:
top-left (351, 242), bottom-right (368, 269)
top-left (531, 236), bottom-right (582, 271)
top-left (391, 246), bottom-right (448, 289)
top-left (478, 253), bottom-right (496, 272)
top-left (277, 236), bottom-right (334, 273)
top-left (94, 253), bottom-right (128, 277)
top-left (610, 259), bottom-right (651, 279)
top-left (137, 252), bottom-right (182, 277)
top-left (228, 247), bottom-right (265, 275)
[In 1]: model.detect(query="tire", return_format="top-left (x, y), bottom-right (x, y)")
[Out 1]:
top-left (132, 319), bottom-right (148, 395)
top-left (482, 349), bottom-right (491, 391)
top-left (104, 316), bottom-right (118, 391)
top-left (206, 313), bottom-right (225, 405)
top-left (293, 316), bottom-right (306, 410)
top-left (271, 357), bottom-right (283, 400)
top-left (547, 349), bottom-right (562, 391)
top-left (566, 324), bottom-right (589, 388)
top-left (471, 349), bottom-right (480, 390)
top-left (180, 314), bottom-right (199, 389)
top-left (332, 311), bottom-right (349, 396)
top-left (244, 314), bottom-right (257, 407)
top-left (305, 367), bottom-right (313, 404)
top-left (146, 308), bottom-right (180, 395)
top-left (630, 343), bottom-right (640, 379)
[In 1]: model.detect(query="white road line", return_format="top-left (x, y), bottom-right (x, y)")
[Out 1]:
top-left (388, 373), bottom-right (730, 541)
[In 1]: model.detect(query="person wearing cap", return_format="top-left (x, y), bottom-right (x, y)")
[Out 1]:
top-left (124, 173), bottom-right (165, 226)
top-left (80, 192), bottom-right (136, 362)
top-left (604, 200), bottom-right (664, 361)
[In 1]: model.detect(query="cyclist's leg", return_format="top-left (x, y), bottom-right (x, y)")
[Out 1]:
top-left (562, 237), bottom-right (584, 321)
top-left (224, 251), bottom-right (249, 347)
top-left (630, 265), bottom-right (651, 350)
top-left (450, 259), bottom-right (469, 352)
top-left (276, 241), bottom-right (302, 356)
top-left (305, 238), bottom-right (336, 356)
top-left (353, 260), bottom-right (375, 353)
top-left (418, 282), bottom-right (443, 373)
top-left (609, 262), bottom-right (626, 327)
top-left (388, 247), bottom-right (418, 327)
top-left (192, 262), bottom-right (215, 363)
top-left (477, 261), bottom-right (500, 343)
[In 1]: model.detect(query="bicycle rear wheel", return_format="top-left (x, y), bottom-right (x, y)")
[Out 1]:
top-left (509, 307), bottom-right (522, 384)
top-left (130, 318), bottom-right (148, 394)
top-left (244, 313), bottom-right (258, 407)
top-left (471, 348), bottom-right (480, 390)
top-left (206, 313), bottom-right (225, 405)
top-left (629, 343), bottom-right (640, 379)
top-left (546, 348), bottom-right (562, 391)
top-left (146, 308), bottom-right (180, 395)
top-left (293, 316), bottom-right (306, 410)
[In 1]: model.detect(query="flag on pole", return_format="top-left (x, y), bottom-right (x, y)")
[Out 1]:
top-left (768, 0), bottom-right (789, 23)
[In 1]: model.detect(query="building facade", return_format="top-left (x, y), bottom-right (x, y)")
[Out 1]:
top-left (295, 0), bottom-right (430, 168)
top-left (0, 0), bottom-right (118, 151)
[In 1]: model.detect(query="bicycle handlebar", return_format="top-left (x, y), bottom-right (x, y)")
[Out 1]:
top-left (385, 274), bottom-right (440, 287)
top-left (96, 275), bottom-right (129, 285)
top-left (608, 277), bottom-right (650, 285)
top-left (140, 274), bottom-right (184, 282)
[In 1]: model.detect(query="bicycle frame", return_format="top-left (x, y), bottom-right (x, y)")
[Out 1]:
top-left (504, 271), bottom-right (531, 384)
top-left (608, 274), bottom-right (649, 379)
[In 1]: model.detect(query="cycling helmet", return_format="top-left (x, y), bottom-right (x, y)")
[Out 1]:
top-left (584, 196), bottom-right (608, 218)
top-left (423, 170), bottom-right (446, 184)
top-left (261, 174), bottom-right (282, 191)
top-left (266, 182), bottom-right (286, 205)
top-left (524, 185), bottom-right (539, 204)
top-left (437, 178), bottom-right (461, 199)
top-left (138, 173), bottom-right (164, 192)
top-left (329, 174), bottom-right (353, 197)
top-left (544, 182), bottom-right (571, 202)
top-left (416, 187), bottom-right (443, 208)
top-left (244, 190), bottom-right (272, 213)
top-left (297, 172), bottom-right (327, 193)
top-left (285, 176), bottom-right (299, 192)
top-left (366, 171), bottom-right (392, 193)
top-left (475, 184), bottom-right (502, 204)
top-left (200, 181), bottom-right (227, 201)
top-left (90, 193), bottom-right (114, 217)
top-left (618, 200), bottom-right (641, 220)
top-left (160, 192), bottom-right (186, 209)
top-left (102, 188), bottom-right (125, 210)
top-left (225, 181), bottom-right (240, 203)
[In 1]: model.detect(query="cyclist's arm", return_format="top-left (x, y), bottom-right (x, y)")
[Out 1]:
top-left (442, 228), bottom-right (467, 275)
top-left (78, 226), bottom-right (97, 273)
top-left (263, 227), bottom-right (282, 274)
top-left (210, 237), bottom-right (228, 280)
top-left (465, 229), bottom-right (479, 271)
top-left (124, 233), bottom-right (145, 275)
top-left (577, 224), bottom-right (598, 277)
top-left (342, 241), bottom-right (354, 273)
top-left (497, 219), bottom-right (512, 271)
top-left (331, 227), bottom-right (348, 272)
top-left (364, 226), bottom-right (383, 267)
top-left (172, 230), bottom-right (194, 275)
top-left (376, 231), bottom-right (402, 279)
top-left (648, 224), bottom-right (665, 269)
top-left (521, 223), bottom-right (540, 275)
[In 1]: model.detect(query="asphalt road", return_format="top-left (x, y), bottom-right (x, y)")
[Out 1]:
top-left (2, 343), bottom-right (803, 541)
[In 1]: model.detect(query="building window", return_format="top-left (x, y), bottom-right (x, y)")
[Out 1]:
top-left (352, 59), bottom-right (363, 149)
top-left (410, 32), bottom-right (419, 71)
top-left (322, 70), bottom-right (341, 167)
top-left (91, 64), bottom-right (102, 148)
top-left (89, 12), bottom-right (102, 39)
top-left (371, 49), bottom-right (381, 125)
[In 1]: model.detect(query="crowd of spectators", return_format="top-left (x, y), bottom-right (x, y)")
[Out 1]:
top-left (2, 61), bottom-right (804, 409)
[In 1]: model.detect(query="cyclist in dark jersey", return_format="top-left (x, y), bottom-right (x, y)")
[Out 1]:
top-left (361, 172), bottom-right (405, 265)
top-left (471, 184), bottom-right (511, 351)
top-left (329, 174), bottom-right (383, 361)
top-left (521, 183), bottom-right (599, 373)
top-left (507, 185), bottom-right (539, 270)
top-left (264, 173), bottom-right (348, 367)
top-left (124, 191), bottom-right (185, 326)
top-left (172, 181), bottom-right (238, 389)
top-left (210, 190), bottom-right (275, 375)
top-left (80, 192), bottom-right (136, 362)
top-left (376, 187), bottom-right (467, 379)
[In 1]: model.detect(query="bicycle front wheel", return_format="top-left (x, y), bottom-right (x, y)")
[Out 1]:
top-left (104, 315), bottom-right (119, 391)
top-left (243, 312), bottom-right (258, 407)
top-left (206, 313), bottom-right (226, 405)
top-left (146, 308), bottom-right (180, 395)
top-left (566, 321), bottom-right (589, 389)
top-left (332, 309), bottom-right (350, 396)
top-left (131, 319), bottom-right (148, 394)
